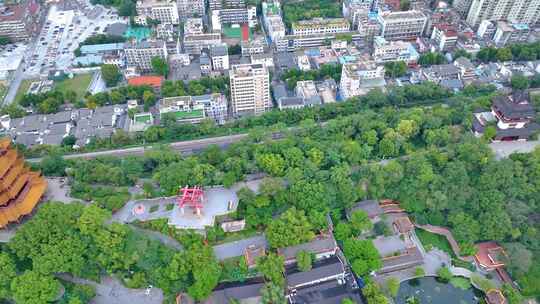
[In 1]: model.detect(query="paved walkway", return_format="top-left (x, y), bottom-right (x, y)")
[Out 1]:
top-left (415, 224), bottom-right (472, 262)
top-left (58, 274), bottom-right (163, 304)
top-left (490, 140), bottom-right (540, 159)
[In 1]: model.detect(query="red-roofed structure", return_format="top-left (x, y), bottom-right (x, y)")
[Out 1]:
top-left (127, 76), bottom-right (164, 94)
top-left (0, 0), bottom-right (41, 41)
top-left (177, 186), bottom-right (204, 216)
top-left (474, 241), bottom-right (506, 271)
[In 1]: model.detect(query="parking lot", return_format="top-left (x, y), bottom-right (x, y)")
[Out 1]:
top-left (26, 0), bottom-right (127, 76)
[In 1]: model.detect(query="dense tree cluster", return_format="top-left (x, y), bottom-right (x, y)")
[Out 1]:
top-left (280, 64), bottom-right (341, 90)
top-left (362, 142), bottom-right (540, 297)
top-left (1, 202), bottom-right (221, 303)
top-left (101, 64), bottom-right (122, 87)
top-left (282, 0), bottom-right (341, 27)
top-left (74, 34), bottom-right (126, 57)
top-left (161, 76), bottom-right (229, 97)
top-left (19, 90), bottom-right (74, 114)
top-left (89, 0), bottom-right (136, 16)
top-left (384, 61), bottom-right (408, 78)
top-left (418, 52), bottom-right (447, 66)
top-left (476, 42), bottom-right (540, 63)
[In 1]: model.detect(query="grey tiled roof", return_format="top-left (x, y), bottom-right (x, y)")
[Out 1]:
top-left (279, 235), bottom-right (337, 261)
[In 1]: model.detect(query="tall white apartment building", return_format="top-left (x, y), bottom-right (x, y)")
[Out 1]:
top-left (339, 61), bottom-right (386, 99)
top-left (377, 10), bottom-right (427, 41)
top-left (125, 40), bottom-right (168, 73)
top-left (466, 0), bottom-right (540, 27)
top-left (453, 0), bottom-right (474, 18)
top-left (373, 36), bottom-right (419, 63)
top-left (136, 0), bottom-right (180, 25)
top-left (291, 18), bottom-right (350, 36)
top-left (177, 0), bottom-right (205, 19)
top-left (229, 64), bottom-right (271, 116)
top-left (262, 2), bottom-right (286, 42)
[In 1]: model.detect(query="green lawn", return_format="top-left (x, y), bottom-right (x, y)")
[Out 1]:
top-left (14, 79), bottom-right (36, 104)
top-left (54, 73), bottom-right (93, 100)
top-left (416, 228), bottom-right (456, 258)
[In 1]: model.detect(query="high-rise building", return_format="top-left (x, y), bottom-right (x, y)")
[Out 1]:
top-left (377, 10), bottom-right (427, 41)
top-left (177, 0), bottom-right (205, 19)
top-left (262, 2), bottom-right (286, 42)
top-left (229, 64), bottom-right (271, 116)
top-left (136, 0), bottom-right (179, 25)
top-left (125, 40), bottom-right (168, 73)
top-left (453, 0), bottom-right (473, 18)
top-left (0, 0), bottom-right (40, 41)
top-left (466, 0), bottom-right (540, 27)
top-left (0, 138), bottom-right (47, 228)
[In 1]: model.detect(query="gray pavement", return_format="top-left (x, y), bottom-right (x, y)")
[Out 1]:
top-left (58, 274), bottom-right (163, 304)
top-left (490, 140), bottom-right (540, 159)
top-left (213, 234), bottom-right (268, 261)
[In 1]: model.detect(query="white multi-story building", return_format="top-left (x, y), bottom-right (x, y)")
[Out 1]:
top-left (373, 36), bottom-right (419, 63)
top-left (262, 2), bottom-right (286, 42)
top-left (210, 43), bottom-right (230, 71)
top-left (339, 61), bottom-right (386, 99)
top-left (136, 0), bottom-right (179, 25)
top-left (453, 0), bottom-right (474, 18)
top-left (183, 33), bottom-right (222, 54)
top-left (477, 20), bottom-right (497, 39)
top-left (291, 18), bottom-right (350, 36)
top-left (492, 21), bottom-right (530, 46)
top-left (466, 0), bottom-right (540, 27)
top-left (209, 0), bottom-right (246, 10)
top-left (431, 24), bottom-right (458, 51)
top-left (229, 64), bottom-right (271, 116)
top-left (211, 7), bottom-right (257, 31)
top-left (184, 18), bottom-right (204, 35)
top-left (125, 40), bottom-right (168, 73)
top-left (241, 38), bottom-right (267, 55)
top-left (177, 0), bottom-right (205, 19)
top-left (377, 10), bottom-right (427, 41)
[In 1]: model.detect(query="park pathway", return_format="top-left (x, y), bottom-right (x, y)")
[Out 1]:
top-left (415, 224), bottom-right (473, 262)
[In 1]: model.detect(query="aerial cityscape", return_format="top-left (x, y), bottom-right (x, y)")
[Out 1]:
top-left (0, 0), bottom-right (539, 303)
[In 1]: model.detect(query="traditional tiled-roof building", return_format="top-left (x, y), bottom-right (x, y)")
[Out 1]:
top-left (0, 137), bottom-right (47, 228)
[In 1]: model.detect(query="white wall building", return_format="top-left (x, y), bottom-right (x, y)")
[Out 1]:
top-left (177, 0), bottom-right (205, 19)
top-left (229, 64), bottom-right (271, 116)
top-left (262, 2), bottom-right (286, 42)
top-left (339, 61), bottom-right (386, 99)
top-left (466, 0), bottom-right (540, 27)
top-left (125, 40), bottom-right (168, 73)
top-left (136, 0), bottom-right (179, 25)
top-left (210, 43), bottom-right (230, 71)
top-left (373, 36), bottom-right (419, 63)
top-left (291, 18), bottom-right (350, 36)
top-left (377, 10), bottom-right (427, 41)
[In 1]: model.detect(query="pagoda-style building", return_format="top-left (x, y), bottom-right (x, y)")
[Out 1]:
top-left (0, 137), bottom-right (47, 228)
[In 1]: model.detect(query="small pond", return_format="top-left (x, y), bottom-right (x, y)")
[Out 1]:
top-left (395, 276), bottom-right (483, 304)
